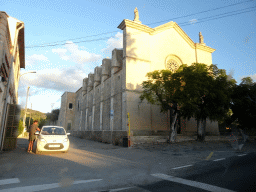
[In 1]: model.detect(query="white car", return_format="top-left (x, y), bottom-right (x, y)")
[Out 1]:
top-left (33, 126), bottom-right (70, 154)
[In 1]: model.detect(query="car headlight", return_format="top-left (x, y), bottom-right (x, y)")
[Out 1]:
top-left (63, 138), bottom-right (69, 142)
top-left (39, 138), bottom-right (46, 143)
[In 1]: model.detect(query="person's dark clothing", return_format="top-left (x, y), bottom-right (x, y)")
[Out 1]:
top-left (29, 124), bottom-right (38, 141)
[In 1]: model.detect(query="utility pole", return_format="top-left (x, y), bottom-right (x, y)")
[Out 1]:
top-left (22, 86), bottom-right (30, 135)
top-left (51, 103), bottom-right (54, 125)
top-left (28, 103), bottom-right (32, 127)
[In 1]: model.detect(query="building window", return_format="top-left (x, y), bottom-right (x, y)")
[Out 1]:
top-left (165, 55), bottom-right (183, 72)
top-left (167, 60), bottom-right (180, 72)
top-left (77, 101), bottom-right (79, 111)
top-left (0, 63), bottom-right (8, 82)
top-left (69, 103), bottom-right (73, 109)
top-left (67, 122), bottom-right (72, 130)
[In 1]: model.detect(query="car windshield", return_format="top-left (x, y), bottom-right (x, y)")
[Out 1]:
top-left (41, 127), bottom-right (66, 135)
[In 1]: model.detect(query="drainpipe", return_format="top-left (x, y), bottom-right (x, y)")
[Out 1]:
top-left (195, 43), bottom-right (198, 63)
top-left (0, 23), bottom-right (24, 151)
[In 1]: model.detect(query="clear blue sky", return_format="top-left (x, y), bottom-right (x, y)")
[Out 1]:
top-left (1, 0), bottom-right (255, 113)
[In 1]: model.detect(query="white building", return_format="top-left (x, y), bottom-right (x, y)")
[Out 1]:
top-left (0, 12), bottom-right (25, 150)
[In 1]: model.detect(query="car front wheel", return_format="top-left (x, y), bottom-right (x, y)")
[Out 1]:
top-left (35, 147), bottom-right (41, 154)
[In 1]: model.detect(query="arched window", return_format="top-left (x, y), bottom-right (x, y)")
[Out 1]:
top-left (165, 55), bottom-right (183, 72)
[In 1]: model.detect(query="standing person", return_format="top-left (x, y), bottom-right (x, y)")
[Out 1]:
top-left (27, 120), bottom-right (40, 153)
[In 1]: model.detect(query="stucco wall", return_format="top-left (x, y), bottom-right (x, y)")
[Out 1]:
top-left (196, 46), bottom-right (213, 65)
top-left (150, 28), bottom-right (196, 70)
top-left (126, 91), bottom-right (169, 133)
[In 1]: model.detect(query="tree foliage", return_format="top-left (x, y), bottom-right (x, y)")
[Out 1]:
top-left (140, 69), bottom-right (178, 112)
top-left (140, 69), bottom-right (179, 143)
top-left (226, 77), bottom-right (256, 130)
top-left (170, 63), bottom-right (236, 141)
top-left (20, 108), bottom-right (47, 128)
top-left (140, 63), bottom-right (237, 142)
top-left (46, 109), bottom-right (60, 123)
top-left (18, 120), bottom-right (24, 135)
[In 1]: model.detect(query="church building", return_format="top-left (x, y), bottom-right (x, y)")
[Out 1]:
top-left (58, 8), bottom-right (219, 146)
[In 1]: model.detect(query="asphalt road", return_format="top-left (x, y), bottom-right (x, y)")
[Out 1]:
top-left (0, 136), bottom-right (255, 192)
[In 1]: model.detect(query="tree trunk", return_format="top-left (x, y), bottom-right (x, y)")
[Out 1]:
top-left (170, 112), bottom-right (178, 143)
top-left (197, 118), bottom-right (206, 142)
top-left (168, 108), bottom-right (178, 143)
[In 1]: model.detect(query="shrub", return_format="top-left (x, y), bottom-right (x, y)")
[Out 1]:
top-left (18, 120), bottom-right (24, 136)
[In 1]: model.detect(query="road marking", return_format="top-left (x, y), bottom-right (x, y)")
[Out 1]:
top-left (0, 179), bottom-right (102, 192)
top-left (205, 152), bottom-right (214, 160)
top-left (109, 186), bottom-right (134, 191)
top-left (172, 164), bottom-right (193, 170)
top-left (237, 154), bottom-right (247, 157)
top-left (213, 158), bottom-right (226, 161)
top-left (0, 178), bottom-right (20, 186)
top-left (151, 173), bottom-right (235, 192)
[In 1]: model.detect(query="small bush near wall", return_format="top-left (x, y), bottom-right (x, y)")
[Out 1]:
top-left (18, 120), bottom-right (24, 136)
top-left (114, 137), bottom-right (119, 145)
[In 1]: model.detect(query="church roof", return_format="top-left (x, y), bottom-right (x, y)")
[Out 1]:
top-left (117, 19), bottom-right (215, 53)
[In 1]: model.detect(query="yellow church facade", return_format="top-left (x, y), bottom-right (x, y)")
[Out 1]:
top-left (59, 9), bottom-right (219, 145)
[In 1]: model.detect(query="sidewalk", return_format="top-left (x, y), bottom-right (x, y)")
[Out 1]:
top-left (121, 138), bottom-right (256, 169)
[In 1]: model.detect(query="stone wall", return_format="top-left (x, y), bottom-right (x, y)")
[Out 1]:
top-left (130, 135), bottom-right (256, 145)
top-left (71, 130), bottom-right (256, 147)
top-left (73, 88), bottom-right (82, 131)
top-left (82, 49), bottom-right (125, 134)
top-left (57, 92), bottom-right (76, 130)
top-left (57, 92), bottom-right (67, 127)
top-left (71, 130), bottom-right (128, 146)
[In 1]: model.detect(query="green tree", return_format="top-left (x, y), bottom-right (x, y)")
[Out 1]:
top-left (140, 69), bottom-right (182, 143)
top-left (51, 109), bottom-right (60, 122)
top-left (20, 108), bottom-right (47, 128)
top-left (171, 63), bottom-right (236, 141)
top-left (46, 109), bottom-right (60, 125)
top-left (226, 77), bottom-right (256, 132)
top-left (39, 118), bottom-right (47, 128)
top-left (140, 63), bottom-right (236, 142)
top-left (18, 120), bottom-right (24, 136)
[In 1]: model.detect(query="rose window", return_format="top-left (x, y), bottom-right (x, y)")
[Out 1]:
top-left (167, 60), bottom-right (179, 72)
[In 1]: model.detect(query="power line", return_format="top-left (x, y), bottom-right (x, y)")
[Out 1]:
top-left (26, 36), bottom-right (114, 48)
top-left (27, 0), bottom-right (253, 48)
top-left (179, 6), bottom-right (256, 27)
top-left (145, 0), bottom-right (254, 26)
top-left (27, 8), bottom-right (256, 48)
top-left (36, 30), bottom-right (120, 46)
top-left (26, 1), bottom-right (255, 49)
